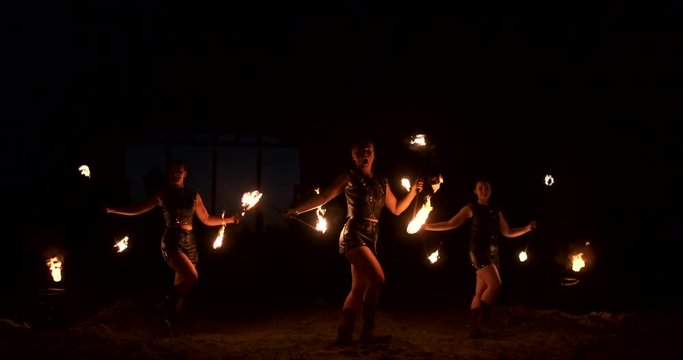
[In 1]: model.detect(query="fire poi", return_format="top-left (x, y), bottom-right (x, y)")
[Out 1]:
top-left (46, 256), bottom-right (63, 283)
top-left (114, 236), bottom-right (130, 253)
top-left (314, 187), bottom-right (327, 233)
top-left (212, 211), bottom-right (226, 249)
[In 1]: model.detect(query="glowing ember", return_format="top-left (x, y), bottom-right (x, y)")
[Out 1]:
top-left (401, 178), bottom-right (411, 192)
top-left (571, 253), bottom-right (585, 272)
top-left (427, 249), bottom-right (439, 264)
top-left (78, 165), bottom-right (91, 178)
top-left (544, 174), bottom-right (554, 186)
top-left (46, 257), bottom-right (63, 282)
top-left (213, 211), bottom-right (226, 249)
top-left (407, 195), bottom-right (433, 234)
top-left (518, 250), bottom-right (528, 262)
top-left (114, 236), bottom-right (129, 253)
top-left (410, 134), bottom-right (427, 146)
top-left (241, 190), bottom-right (263, 216)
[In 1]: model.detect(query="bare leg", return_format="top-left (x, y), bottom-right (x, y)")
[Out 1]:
top-left (343, 246), bottom-right (384, 311)
top-left (468, 264), bottom-right (502, 337)
top-left (344, 246), bottom-right (391, 344)
top-left (330, 246), bottom-right (385, 346)
top-left (159, 252), bottom-right (198, 337)
top-left (167, 252), bottom-right (199, 308)
top-left (477, 264), bottom-right (502, 306)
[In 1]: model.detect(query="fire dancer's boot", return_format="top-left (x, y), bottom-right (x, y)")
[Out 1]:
top-left (468, 307), bottom-right (485, 339)
top-left (479, 301), bottom-right (492, 328)
top-left (157, 288), bottom-right (182, 337)
top-left (360, 302), bottom-right (392, 345)
top-left (326, 309), bottom-right (356, 348)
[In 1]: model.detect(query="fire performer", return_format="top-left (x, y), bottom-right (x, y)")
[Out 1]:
top-left (105, 159), bottom-right (240, 335)
top-left (284, 137), bottom-right (423, 346)
top-left (421, 178), bottom-right (536, 338)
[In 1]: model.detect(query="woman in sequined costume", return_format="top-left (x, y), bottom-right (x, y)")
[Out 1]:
top-left (285, 138), bottom-right (423, 346)
top-left (421, 178), bottom-right (536, 337)
top-left (106, 160), bottom-right (240, 334)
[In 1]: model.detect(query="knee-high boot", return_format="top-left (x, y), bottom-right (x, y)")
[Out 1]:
top-left (360, 302), bottom-right (392, 344)
top-left (157, 287), bottom-right (183, 337)
top-left (468, 307), bottom-right (485, 338)
top-left (328, 308), bottom-right (356, 347)
top-left (480, 301), bottom-right (492, 326)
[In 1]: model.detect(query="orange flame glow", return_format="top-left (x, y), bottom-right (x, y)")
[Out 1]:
top-left (213, 211), bottom-right (226, 249)
top-left (401, 178), bottom-right (411, 192)
top-left (114, 236), bottom-right (129, 253)
top-left (427, 249), bottom-right (439, 264)
top-left (46, 257), bottom-right (63, 282)
top-left (407, 195), bottom-right (432, 234)
top-left (571, 253), bottom-right (585, 272)
top-left (314, 188), bottom-right (327, 233)
top-left (241, 190), bottom-right (263, 215)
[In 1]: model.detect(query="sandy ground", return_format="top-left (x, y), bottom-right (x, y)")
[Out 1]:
top-left (1, 287), bottom-right (679, 360)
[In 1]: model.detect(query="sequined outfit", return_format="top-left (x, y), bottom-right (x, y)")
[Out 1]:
top-left (467, 203), bottom-right (501, 270)
top-left (339, 169), bottom-right (387, 255)
top-left (159, 187), bottom-right (199, 264)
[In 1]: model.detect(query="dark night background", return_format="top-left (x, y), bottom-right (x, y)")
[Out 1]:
top-left (3, 1), bottom-right (682, 327)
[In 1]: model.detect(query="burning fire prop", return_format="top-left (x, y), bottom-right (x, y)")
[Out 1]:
top-left (410, 134), bottom-right (427, 146)
top-left (241, 190), bottom-right (263, 216)
top-left (407, 195), bottom-right (433, 234)
top-left (401, 178), bottom-right (411, 192)
top-left (427, 249), bottom-right (440, 264)
top-left (570, 252), bottom-right (586, 272)
top-left (314, 188), bottom-right (327, 233)
top-left (46, 256), bottom-right (63, 283)
top-left (213, 191), bottom-right (262, 249)
top-left (560, 242), bottom-right (593, 286)
top-left (213, 211), bottom-right (226, 249)
top-left (78, 165), bottom-right (91, 178)
top-left (114, 236), bottom-right (129, 253)
top-left (544, 174), bottom-right (555, 187)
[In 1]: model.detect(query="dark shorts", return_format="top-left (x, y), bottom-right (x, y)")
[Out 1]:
top-left (339, 219), bottom-right (379, 255)
top-left (161, 227), bottom-right (199, 264)
top-left (469, 245), bottom-right (499, 271)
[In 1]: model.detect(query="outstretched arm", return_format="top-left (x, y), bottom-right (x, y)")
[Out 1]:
top-left (106, 195), bottom-right (159, 216)
top-left (499, 213), bottom-right (536, 238)
top-left (195, 193), bottom-right (240, 226)
top-left (284, 172), bottom-right (350, 217)
top-left (422, 205), bottom-right (472, 231)
top-left (384, 180), bottom-right (423, 215)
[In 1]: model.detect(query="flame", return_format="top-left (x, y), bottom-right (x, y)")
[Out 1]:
top-left (315, 207), bottom-right (328, 233)
top-left (114, 236), bottom-right (129, 253)
top-left (518, 250), bottom-right (528, 262)
top-left (427, 249), bottom-right (439, 264)
top-left (314, 188), bottom-right (327, 233)
top-left (213, 211), bottom-right (226, 249)
top-left (46, 257), bottom-right (63, 282)
top-left (544, 174), bottom-right (555, 186)
top-left (78, 165), bottom-right (91, 178)
top-left (571, 252), bottom-right (585, 272)
top-left (241, 190), bottom-right (263, 215)
top-left (407, 195), bottom-right (432, 234)
top-left (410, 134), bottom-right (427, 146)
top-left (401, 178), bottom-right (411, 192)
